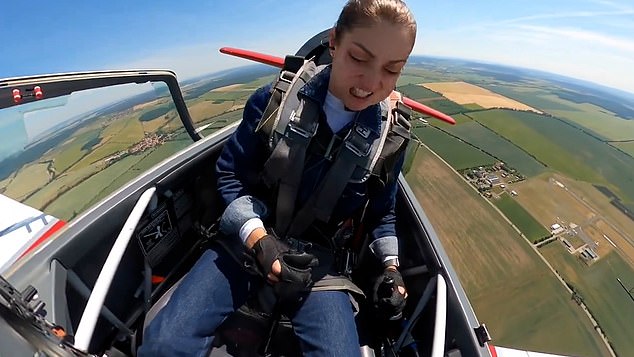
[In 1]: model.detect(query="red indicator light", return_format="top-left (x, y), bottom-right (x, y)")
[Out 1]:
top-left (34, 86), bottom-right (43, 100)
top-left (12, 89), bottom-right (22, 104)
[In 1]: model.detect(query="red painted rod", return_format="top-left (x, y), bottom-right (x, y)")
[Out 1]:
top-left (220, 47), bottom-right (456, 125)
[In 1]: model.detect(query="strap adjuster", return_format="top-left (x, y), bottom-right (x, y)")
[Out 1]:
top-left (287, 110), bottom-right (318, 139)
top-left (344, 124), bottom-right (372, 156)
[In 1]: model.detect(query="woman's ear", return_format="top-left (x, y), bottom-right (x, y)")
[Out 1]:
top-left (328, 28), bottom-right (337, 52)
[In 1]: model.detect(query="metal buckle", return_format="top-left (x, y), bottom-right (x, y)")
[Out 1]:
top-left (279, 70), bottom-right (294, 84)
top-left (344, 131), bottom-right (371, 156)
top-left (287, 111), bottom-right (317, 139)
top-left (355, 124), bottom-right (371, 138)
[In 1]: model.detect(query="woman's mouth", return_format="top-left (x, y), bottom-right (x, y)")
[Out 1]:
top-left (350, 87), bottom-right (373, 99)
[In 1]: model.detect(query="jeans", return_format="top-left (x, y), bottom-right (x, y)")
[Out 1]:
top-left (138, 246), bottom-right (361, 357)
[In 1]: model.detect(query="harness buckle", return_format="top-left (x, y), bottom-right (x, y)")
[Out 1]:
top-left (343, 123), bottom-right (373, 157)
top-left (287, 111), bottom-right (318, 139)
top-left (344, 135), bottom-right (371, 157)
top-left (279, 70), bottom-right (294, 85)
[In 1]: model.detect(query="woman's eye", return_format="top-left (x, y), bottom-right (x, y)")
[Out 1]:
top-left (350, 54), bottom-right (365, 63)
top-left (385, 68), bottom-right (401, 75)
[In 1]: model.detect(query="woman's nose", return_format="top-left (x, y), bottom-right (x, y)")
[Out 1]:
top-left (359, 69), bottom-right (382, 92)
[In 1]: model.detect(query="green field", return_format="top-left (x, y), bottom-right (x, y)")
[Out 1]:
top-left (481, 85), bottom-right (634, 141)
top-left (421, 98), bottom-right (468, 115)
top-left (199, 90), bottom-right (251, 102)
top-left (469, 109), bottom-right (634, 204)
top-left (540, 245), bottom-right (634, 357)
top-left (444, 120), bottom-right (547, 177)
top-left (53, 129), bottom-right (102, 173)
top-left (404, 145), bottom-right (610, 356)
top-left (493, 193), bottom-right (550, 242)
top-left (397, 83), bottom-right (441, 101)
top-left (412, 126), bottom-right (496, 170)
top-left (431, 113), bottom-right (473, 127)
top-left (611, 141), bottom-right (634, 157)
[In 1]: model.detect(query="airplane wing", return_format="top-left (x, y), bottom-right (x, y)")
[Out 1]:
top-left (0, 194), bottom-right (65, 273)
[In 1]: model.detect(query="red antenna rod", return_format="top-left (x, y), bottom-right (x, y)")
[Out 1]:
top-left (220, 47), bottom-right (456, 125)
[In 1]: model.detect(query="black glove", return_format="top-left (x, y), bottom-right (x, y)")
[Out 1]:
top-left (252, 235), bottom-right (319, 301)
top-left (373, 269), bottom-right (407, 320)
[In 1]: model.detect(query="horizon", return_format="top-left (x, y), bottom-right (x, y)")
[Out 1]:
top-left (2, 1), bottom-right (633, 95)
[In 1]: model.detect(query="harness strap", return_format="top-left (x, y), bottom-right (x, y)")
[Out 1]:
top-left (260, 60), bottom-right (324, 235)
top-left (287, 100), bottom-right (393, 238)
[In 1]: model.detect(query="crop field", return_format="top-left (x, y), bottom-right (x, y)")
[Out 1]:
top-left (540, 245), bottom-right (634, 357)
top-left (482, 85), bottom-right (580, 112)
top-left (493, 193), bottom-right (550, 242)
top-left (514, 175), bottom-right (599, 228)
top-left (423, 81), bottom-right (540, 112)
top-left (187, 100), bottom-right (234, 124)
top-left (53, 129), bottom-right (102, 173)
top-left (438, 113), bottom-right (473, 126)
top-left (418, 98), bottom-right (468, 116)
top-left (412, 126), bottom-right (496, 170)
top-left (515, 174), bottom-right (634, 263)
top-left (210, 83), bottom-right (244, 92)
top-left (611, 141), bottom-right (634, 157)
top-left (442, 120), bottom-right (546, 177)
top-left (469, 109), bottom-right (634, 204)
top-left (200, 90), bottom-right (251, 102)
top-left (45, 153), bottom-right (149, 219)
top-left (480, 85), bottom-right (634, 141)
top-left (24, 163), bottom-right (101, 213)
top-left (1, 162), bottom-right (51, 201)
top-left (548, 101), bottom-right (634, 142)
top-left (241, 74), bottom-right (276, 90)
top-left (397, 83), bottom-right (440, 100)
top-left (404, 144), bottom-right (610, 356)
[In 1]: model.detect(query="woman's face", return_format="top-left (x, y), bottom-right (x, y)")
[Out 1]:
top-left (328, 21), bottom-right (414, 111)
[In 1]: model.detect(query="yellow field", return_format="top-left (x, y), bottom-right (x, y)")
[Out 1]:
top-left (133, 99), bottom-right (161, 111)
top-left (2, 162), bottom-right (51, 200)
top-left (422, 81), bottom-right (541, 113)
top-left (188, 100), bottom-right (234, 123)
top-left (514, 174), bottom-right (634, 270)
top-left (211, 84), bottom-right (244, 92)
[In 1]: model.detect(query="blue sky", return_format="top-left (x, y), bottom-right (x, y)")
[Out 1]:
top-left (2, 0), bottom-right (633, 93)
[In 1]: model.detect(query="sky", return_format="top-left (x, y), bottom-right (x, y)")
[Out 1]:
top-left (1, 0), bottom-right (633, 94)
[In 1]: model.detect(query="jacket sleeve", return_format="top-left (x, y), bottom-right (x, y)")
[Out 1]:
top-left (215, 84), bottom-right (272, 207)
top-left (365, 151), bottom-right (406, 263)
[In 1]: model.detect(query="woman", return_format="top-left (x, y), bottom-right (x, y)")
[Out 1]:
top-left (140, 1), bottom-right (416, 356)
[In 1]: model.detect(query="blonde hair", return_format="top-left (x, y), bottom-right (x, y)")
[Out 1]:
top-left (333, 0), bottom-right (417, 44)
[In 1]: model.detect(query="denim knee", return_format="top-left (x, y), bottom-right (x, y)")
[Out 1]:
top-left (219, 195), bottom-right (269, 237)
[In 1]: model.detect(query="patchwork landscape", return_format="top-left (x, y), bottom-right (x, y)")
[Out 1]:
top-left (1, 58), bottom-right (633, 356)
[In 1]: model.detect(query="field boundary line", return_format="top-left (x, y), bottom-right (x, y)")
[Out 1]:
top-left (415, 140), bottom-right (617, 357)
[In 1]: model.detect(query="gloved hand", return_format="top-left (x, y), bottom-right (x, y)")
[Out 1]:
top-left (252, 235), bottom-right (319, 301)
top-left (373, 268), bottom-right (407, 320)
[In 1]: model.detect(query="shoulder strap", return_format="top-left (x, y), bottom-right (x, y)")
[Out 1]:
top-left (259, 59), bottom-right (326, 235)
top-left (286, 98), bottom-right (392, 237)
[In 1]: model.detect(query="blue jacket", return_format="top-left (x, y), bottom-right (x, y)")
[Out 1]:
top-left (215, 66), bottom-right (403, 260)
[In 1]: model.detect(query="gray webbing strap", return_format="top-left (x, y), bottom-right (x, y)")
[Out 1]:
top-left (288, 118), bottom-right (389, 237)
top-left (262, 61), bottom-right (323, 235)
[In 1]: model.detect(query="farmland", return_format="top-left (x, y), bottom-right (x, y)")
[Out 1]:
top-left (404, 144), bottom-right (611, 356)
top-left (540, 245), bottom-right (634, 357)
top-left (493, 193), bottom-right (550, 243)
top-left (469, 109), bottom-right (634, 204)
top-left (442, 120), bottom-right (546, 177)
top-left (481, 85), bottom-right (634, 141)
top-left (422, 81), bottom-right (540, 112)
top-left (611, 141), bottom-right (634, 157)
top-left (412, 125), bottom-right (496, 170)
